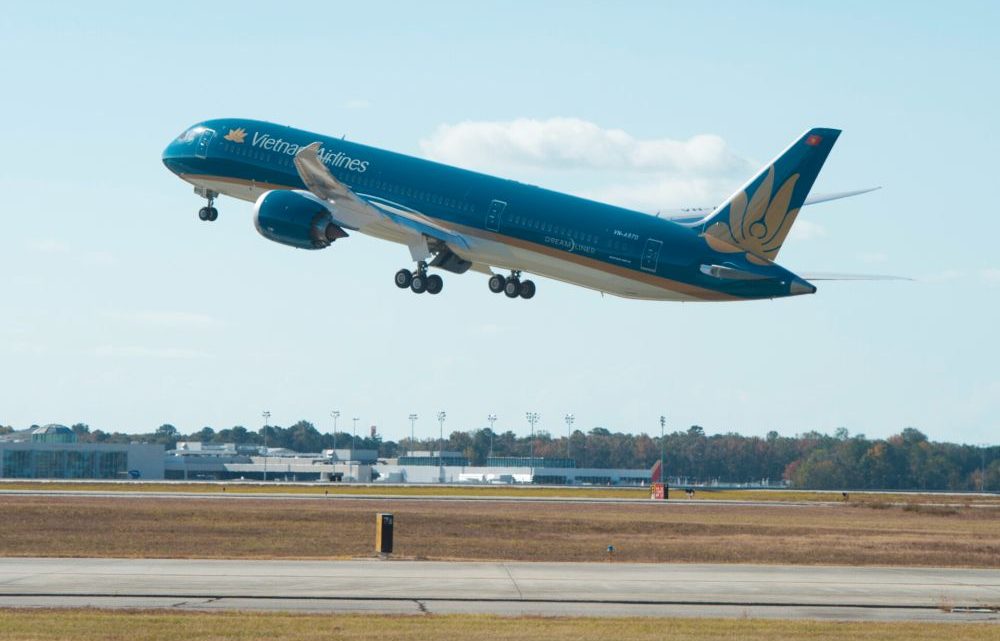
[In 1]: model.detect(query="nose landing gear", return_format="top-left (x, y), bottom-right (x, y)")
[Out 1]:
top-left (395, 262), bottom-right (444, 295)
top-left (489, 271), bottom-right (536, 299)
top-left (196, 189), bottom-right (219, 222)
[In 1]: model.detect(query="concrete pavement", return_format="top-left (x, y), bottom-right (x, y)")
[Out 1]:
top-left (0, 558), bottom-right (998, 622)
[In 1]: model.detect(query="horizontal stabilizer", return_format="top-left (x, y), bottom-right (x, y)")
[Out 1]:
top-left (803, 186), bottom-right (881, 207)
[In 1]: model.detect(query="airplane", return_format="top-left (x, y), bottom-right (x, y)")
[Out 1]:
top-left (162, 119), bottom-right (881, 302)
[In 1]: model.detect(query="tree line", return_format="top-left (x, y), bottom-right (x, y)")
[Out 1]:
top-left (4, 422), bottom-right (997, 491)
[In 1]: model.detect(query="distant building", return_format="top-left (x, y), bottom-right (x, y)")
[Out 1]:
top-left (397, 450), bottom-right (468, 466)
top-left (0, 439), bottom-right (164, 480)
top-left (31, 424), bottom-right (77, 444)
top-left (165, 443), bottom-right (376, 482)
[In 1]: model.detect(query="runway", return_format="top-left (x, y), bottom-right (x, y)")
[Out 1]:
top-left (0, 558), bottom-right (997, 622)
top-left (0, 488), bottom-right (829, 507)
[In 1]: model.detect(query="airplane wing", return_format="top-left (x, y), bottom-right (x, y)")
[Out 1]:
top-left (293, 142), bottom-right (382, 230)
top-left (294, 142), bottom-right (469, 251)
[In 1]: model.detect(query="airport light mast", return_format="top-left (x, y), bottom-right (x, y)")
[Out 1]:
top-left (487, 413), bottom-right (497, 459)
top-left (351, 417), bottom-right (359, 479)
top-left (261, 410), bottom-right (270, 482)
top-left (437, 411), bottom-right (446, 482)
top-left (331, 410), bottom-right (340, 451)
top-left (408, 413), bottom-right (418, 455)
top-left (526, 412), bottom-right (540, 479)
top-left (660, 415), bottom-right (667, 489)
top-left (564, 414), bottom-right (574, 462)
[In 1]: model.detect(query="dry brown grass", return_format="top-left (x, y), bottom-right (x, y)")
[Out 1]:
top-left (0, 495), bottom-right (997, 567)
top-left (2, 610), bottom-right (999, 641)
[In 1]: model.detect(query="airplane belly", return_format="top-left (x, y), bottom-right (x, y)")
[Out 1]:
top-left (460, 235), bottom-right (697, 301)
top-left (182, 175), bottom-right (275, 202)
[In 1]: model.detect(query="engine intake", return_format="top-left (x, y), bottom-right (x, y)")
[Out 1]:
top-left (253, 190), bottom-right (348, 250)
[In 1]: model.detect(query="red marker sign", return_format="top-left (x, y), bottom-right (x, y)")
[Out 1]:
top-left (806, 134), bottom-right (823, 146)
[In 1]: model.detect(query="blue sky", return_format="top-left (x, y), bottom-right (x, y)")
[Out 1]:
top-left (1, 2), bottom-right (997, 444)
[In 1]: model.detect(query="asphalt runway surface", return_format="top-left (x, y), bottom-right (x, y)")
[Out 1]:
top-left (0, 558), bottom-right (997, 622)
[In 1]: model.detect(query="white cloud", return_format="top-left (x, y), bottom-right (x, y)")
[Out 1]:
top-left (419, 118), bottom-right (758, 212)
top-left (420, 117), bottom-right (753, 176)
top-left (980, 268), bottom-right (1000, 285)
top-left (104, 310), bottom-right (223, 329)
top-left (583, 176), bottom-right (737, 212)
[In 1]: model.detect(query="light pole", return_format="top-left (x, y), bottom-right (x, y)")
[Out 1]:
top-left (981, 443), bottom-right (988, 493)
top-left (437, 411), bottom-right (446, 482)
top-left (564, 414), bottom-right (574, 462)
top-left (487, 413), bottom-right (497, 459)
top-left (261, 410), bottom-right (271, 482)
top-left (408, 413), bottom-right (418, 454)
top-left (526, 412), bottom-right (539, 478)
top-left (659, 415), bottom-right (666, 487)
top-left (331, 410), bottom-right (340, 451)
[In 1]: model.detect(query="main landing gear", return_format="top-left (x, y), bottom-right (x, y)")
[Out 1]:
top-left (488, 271), bottom-right (536, 299)
top-left (197, 190), bottom-right (219, 222)
top-left (395, 262), bottom-right (444, 295)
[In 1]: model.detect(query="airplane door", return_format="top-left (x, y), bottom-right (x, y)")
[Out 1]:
top-left (486, 199), bottom-right (506, 232)
top-left (641, 238), bottom-right (663, 272)
top-left (195, 129), bottom-right (215, 159)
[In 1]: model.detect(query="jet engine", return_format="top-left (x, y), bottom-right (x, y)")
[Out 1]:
top-left (253, 190), bottom-right (348, 250)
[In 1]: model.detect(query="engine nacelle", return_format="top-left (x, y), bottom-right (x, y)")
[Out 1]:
top-left (253, 190), bottom-right (348, 250)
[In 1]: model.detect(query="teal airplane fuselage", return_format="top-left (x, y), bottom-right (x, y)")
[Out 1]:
top-left (162, 118), bottom-right (829, 301)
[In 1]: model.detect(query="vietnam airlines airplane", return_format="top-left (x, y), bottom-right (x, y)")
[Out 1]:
top-left (162, 119), bottom-right (879, 301)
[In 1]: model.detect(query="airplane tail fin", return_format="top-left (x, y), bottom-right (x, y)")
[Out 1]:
top-left (700, 128), bottom-right (841, 264)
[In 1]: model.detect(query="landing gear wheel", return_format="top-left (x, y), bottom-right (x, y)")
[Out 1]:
top-left (504, 277), bottom-right (521, 298)
top-left (488, 274), bottom-right (506, 294)
top-left (394, 269), bottom-right (413, 289)
top-left (519, 279), bottom-right (536, 299)
top-left (198, 207), bottom-right (210, 221)
top-left (410, 273), bottom-right (428, 294)
top-left (207, 207), bottom-right (218, 221)
top-left (426, 274), bottom-right (444, 295)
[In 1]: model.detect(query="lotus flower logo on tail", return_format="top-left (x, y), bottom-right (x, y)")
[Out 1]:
top-left (704, 166), bottom-right (801, 265)
top-left (224, 127), bottom-right (247, 143)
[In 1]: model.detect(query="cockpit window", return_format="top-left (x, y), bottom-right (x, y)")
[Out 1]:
top-left (176, 126), bottom-right (204, 143)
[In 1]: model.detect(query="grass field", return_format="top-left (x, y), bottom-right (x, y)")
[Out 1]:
top-left (0, 610), bottom-right (996, 641)
top-left (2, 480), bottom-right (999, 505)
top-left (2, 495), bottom-right (997, 566)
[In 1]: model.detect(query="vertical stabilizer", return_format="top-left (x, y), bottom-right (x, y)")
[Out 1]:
top-left (700, 128), bottom-right (840, 264)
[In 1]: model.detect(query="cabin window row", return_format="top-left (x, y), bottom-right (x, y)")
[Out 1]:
top-left (505, 212), bottom-right (599, 245)
top-left (336, 171), bottom-right (475, 214)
